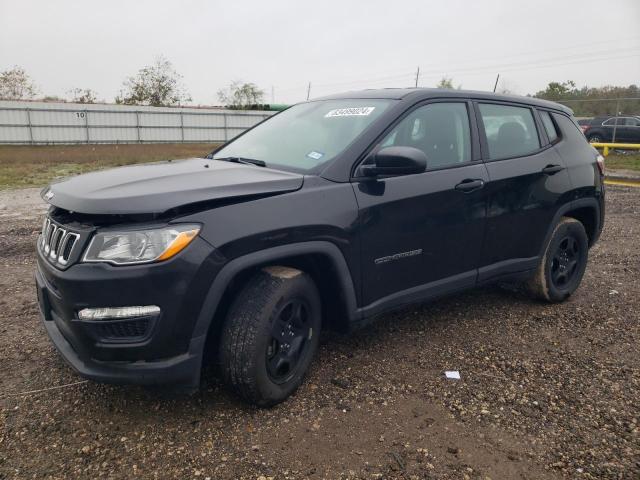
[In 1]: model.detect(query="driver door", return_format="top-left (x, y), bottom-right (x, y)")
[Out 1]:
top-left (352, 101), bottom-right (488, 312)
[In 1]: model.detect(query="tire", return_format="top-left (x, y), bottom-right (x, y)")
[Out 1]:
top-left (587, 134), bottom-right (602, 143)
top-left (526, 217), bottom-right (589, 302)
top-left (219, 266), bottom-right (321, 407)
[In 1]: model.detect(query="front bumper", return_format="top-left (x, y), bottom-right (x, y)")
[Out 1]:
top-left (35, 236), bottom-right (219, 388)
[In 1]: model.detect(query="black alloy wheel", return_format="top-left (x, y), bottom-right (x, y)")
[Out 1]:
top-left (266, 299), bottom-right (312, 384)
top-left (550, 235), bottom-right (582, 289)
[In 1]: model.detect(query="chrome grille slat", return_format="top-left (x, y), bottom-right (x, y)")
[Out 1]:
top-left (49, 228), bottom-right (65, 259)
top-left (39, 216), bottom-right (81, 268)
top-left (58, 232), bottom-right (79, 265)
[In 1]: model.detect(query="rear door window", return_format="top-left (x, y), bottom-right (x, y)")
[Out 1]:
top-left (539, 110), bottom-right (559, 143)
top-left (478, 103), bottom-right (541, 160)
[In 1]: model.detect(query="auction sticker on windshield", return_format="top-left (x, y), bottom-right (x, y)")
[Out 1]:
top-left (306, 151), bottom-right (324, 160)
top-left (325, 107), bottom-right (375, 118)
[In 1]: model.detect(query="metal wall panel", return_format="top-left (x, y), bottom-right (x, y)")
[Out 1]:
top-left (183, 113), bottom-right (226, 128)
top-left (88, 111), bottom-right (137, 126)
top-left (0, 101), bottom-right (275, 144)
top-left (0, 108), bottom-right (28, 125)
top-left (0, 126), bottom-right (30, 142)
top-left (32, 126), bottom-right (87, 143)
top-left (90, 127), bottom-right (138, 143)
top-left (183, 128), bottom-right (225, 143)
top-left (139, 112), bottom-right (181, 127)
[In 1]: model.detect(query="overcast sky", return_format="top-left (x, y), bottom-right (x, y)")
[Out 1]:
top-left (1, 0), bottom-right (639, 105)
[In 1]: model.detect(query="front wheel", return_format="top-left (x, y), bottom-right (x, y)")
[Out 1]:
top-left (219, 267), bottom-right (321, 407)
top-left (526, 217), bottom-right (589, 302)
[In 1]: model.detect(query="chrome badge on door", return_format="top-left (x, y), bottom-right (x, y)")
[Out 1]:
top-left (374, 249), bottom-right (423, 265)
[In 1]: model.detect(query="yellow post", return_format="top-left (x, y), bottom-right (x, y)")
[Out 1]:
top-left (589, 143), bottom-right (640, 157)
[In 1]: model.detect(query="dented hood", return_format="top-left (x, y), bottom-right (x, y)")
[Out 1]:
top-left (42, 158), bottom-right (304, 215)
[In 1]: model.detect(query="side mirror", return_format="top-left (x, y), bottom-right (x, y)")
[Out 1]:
top-left (360, 146), bottom-right (427, 177)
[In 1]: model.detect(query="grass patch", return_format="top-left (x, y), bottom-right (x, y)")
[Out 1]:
top-left (2, 143), bottom-right (636, 189)
top-left (604, 152), bottom-right (640, 172)
top-left (0, 143), bottom-right (219, 189)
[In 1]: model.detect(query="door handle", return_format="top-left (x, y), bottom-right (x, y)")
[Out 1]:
top-left (542, 164), bottom-right (564, 175)
top-left (455, 178), bottom-right (485, 193)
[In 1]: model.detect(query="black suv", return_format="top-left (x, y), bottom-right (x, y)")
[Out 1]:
top-left (36, 89), bottom-right (605, 406)
top-left (582, 115), bottom-right (640, 143)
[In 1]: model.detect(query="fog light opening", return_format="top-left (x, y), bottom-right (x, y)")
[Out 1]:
top-left (77, 306), bottom-right (160, 321)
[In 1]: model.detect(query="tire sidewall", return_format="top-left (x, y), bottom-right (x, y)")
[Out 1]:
top-left (252, 274), bottom-right (321, 405)
top-left (543, 220), bottom-right (589, 301)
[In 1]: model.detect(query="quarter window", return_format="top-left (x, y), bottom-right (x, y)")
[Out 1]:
top-left (539, 110), bottom-right (559, 143)
top-left (479, 103), bottom-right (541, 160)
top-left (379, 102), bottom-right (471, 169)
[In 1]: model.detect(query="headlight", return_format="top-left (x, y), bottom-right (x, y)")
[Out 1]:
top-left (83, 224), bottom-right (200, 265)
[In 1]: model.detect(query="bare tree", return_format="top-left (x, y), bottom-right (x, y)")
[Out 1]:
top-left (217, 81), bottom-right (264, 109)
top-left (115, 56), bottom-right (191, 106)
top-left (68, 88), bottom-right (98, 104)
top-left (0, 66), bottom-right (38, 100)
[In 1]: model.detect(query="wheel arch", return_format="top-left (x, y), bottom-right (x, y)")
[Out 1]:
top-left (193, 241), bottom-right (360, 363)
top-left (541, 198), bottom-right (602, 255)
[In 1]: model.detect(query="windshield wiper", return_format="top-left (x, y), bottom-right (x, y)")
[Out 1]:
top-left (213, 156), bottom-right (266, 167)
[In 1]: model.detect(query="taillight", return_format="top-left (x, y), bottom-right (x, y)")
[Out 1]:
top-left (596, 154), bottom-right (605, 176)
top-left (580, 125), bottom-right (590, 133)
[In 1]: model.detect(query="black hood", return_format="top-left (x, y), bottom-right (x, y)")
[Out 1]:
top-left (42, 158), bottom-right (304, 215)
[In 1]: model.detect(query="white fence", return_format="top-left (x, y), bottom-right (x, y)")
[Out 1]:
top-left (0, 100), bottom-right (274, 144)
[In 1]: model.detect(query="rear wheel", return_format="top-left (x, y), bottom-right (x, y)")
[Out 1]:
top-left (587, 134), bottom-right (602, 143)
top-left (219, 266), bottom-right (321, 407)
top-left (526, 217), bottom-right (589, 302)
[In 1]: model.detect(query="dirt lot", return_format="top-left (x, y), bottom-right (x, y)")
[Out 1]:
top-left (0, 186), bottom-right (638, 480)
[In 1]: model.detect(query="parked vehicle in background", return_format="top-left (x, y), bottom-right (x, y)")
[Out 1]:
top-left (577, 118), bottom-right (592, 134)
top-left (582, 115), bottom-right (640, 143)
top-left (36, 89), bottom-right (605, 406)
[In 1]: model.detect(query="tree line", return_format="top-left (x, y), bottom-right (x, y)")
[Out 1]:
top-left (533, 81), bottom-right (640, 117)
top-left (1, 58), bottom-right (638, 116)
top-left (0, 56), bottom-right (265, 110)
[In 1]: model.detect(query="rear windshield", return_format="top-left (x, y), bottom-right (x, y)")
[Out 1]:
top-left (212, 99), bottom-right (393, 173)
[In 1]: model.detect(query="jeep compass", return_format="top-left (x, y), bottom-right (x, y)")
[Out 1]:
top-left (35, 89), bottom-right (605, 406)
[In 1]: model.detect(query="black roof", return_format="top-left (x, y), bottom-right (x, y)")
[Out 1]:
top-left (316, 88), bottom-right (572, 114)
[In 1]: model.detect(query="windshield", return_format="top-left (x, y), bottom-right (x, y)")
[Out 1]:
top-left (212, 99), bottom-right (393, 173)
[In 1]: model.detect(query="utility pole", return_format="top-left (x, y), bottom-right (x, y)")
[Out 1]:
top-left (415, 66), bottom-right (420, 88)
top-left (306, 82), bottom-right (311, 101)
top-left (271, 86), bottom-right (274, 104)
top-left (493, 74), bottom-right (500, 93)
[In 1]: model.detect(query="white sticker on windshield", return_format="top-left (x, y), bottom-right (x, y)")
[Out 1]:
top-left (307, 151), bottom-right (324, 160)
top-left (325, 107), bottom-right (375, 118)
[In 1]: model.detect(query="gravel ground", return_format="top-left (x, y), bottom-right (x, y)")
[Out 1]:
top-left (0, 186), bottom-right (638, 479)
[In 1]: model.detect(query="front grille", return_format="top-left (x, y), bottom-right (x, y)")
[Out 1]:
top-left (40, 216), bottom-right (80, 267)
top-left (97, 318), bottom-right (151, 340)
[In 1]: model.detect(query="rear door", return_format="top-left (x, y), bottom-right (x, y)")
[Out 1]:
top-left (618, 117), bottom-right (640, 142)
top-left (352, 100), bottom-right (488, 311)
top-left (475, 102), bottom-right (572, 282)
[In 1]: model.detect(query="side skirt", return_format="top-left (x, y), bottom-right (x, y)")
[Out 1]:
top-left (350, 258), bottom-right (539, 332)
